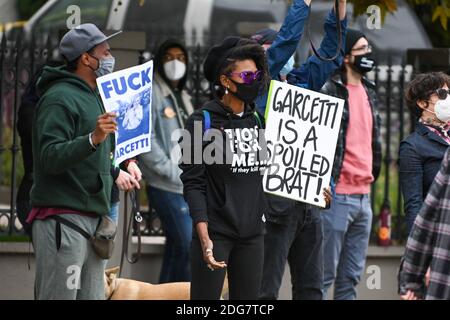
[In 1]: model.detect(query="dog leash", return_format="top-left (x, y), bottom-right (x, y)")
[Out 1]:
top-left (119, 189), bottom-right (143, 277)
top-left (306, 0), bottom-right (342, 61)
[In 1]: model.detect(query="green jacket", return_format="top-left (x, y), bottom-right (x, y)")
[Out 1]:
top-left (30, 66), bottom-right (113, 216)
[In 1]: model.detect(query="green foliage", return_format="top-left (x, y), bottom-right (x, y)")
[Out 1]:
top-left (407, 0), bottom-right (450, 30)
top-left (347, 0), bottom-right (450, 47)
top-left (285, 0), bottom-right (450, 37)
top-left (0, 235), bottom-right (30, 243)
top-left (407, 1), bottom-right (450, 47)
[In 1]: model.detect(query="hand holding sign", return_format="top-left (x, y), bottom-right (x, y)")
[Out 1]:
top-left (92, 112), bottom-right (118, 146)
top-left (323, 187), bottom-right (332, 209)
top-left (263, 80), bottom-right (344, 208)
top-left (97, 60), bottom-right (153, 166)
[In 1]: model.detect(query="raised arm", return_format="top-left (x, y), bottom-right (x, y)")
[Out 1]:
top-left (266, 0), bottom-right (311, 79)
top-left (287, 2), bottom-right (348, 91)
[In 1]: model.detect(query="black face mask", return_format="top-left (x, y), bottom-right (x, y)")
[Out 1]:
top-left (228, 78), bottom-right (263, 104)
top-left (352, 53), bottom-right (375, 74)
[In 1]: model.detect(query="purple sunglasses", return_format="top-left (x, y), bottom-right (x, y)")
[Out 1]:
top-left (228, 70), bottom-right (263, 85)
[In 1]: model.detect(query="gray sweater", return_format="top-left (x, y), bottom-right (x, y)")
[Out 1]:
top-left (139, 74), bottom-right (194, 194)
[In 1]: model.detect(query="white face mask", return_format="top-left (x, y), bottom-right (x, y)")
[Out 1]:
top-left (164, 60), bottom-right (186, 81)
top-left (435, 97), bottom-right (450, 123)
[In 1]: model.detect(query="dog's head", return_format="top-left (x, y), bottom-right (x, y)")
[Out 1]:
top-left (104, 267), bottom-right (120, 299)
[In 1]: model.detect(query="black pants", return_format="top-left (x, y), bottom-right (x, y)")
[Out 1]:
top-left (260, 203), bottom-right (323, 300)
top-left (190, 234), bottom-right (264, 300)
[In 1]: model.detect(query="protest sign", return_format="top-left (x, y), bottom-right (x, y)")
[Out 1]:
top-left (97, 60), bottom-right (153, 165)
top-left (263, 80), bottom-right (345, 208)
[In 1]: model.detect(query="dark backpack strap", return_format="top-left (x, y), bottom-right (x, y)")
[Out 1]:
top-left (55, 220), bottom-right (62, 251)
top-left (49, 215), bottom-right (93, 242)
top-left (203, 110), bottom-right (211, 134)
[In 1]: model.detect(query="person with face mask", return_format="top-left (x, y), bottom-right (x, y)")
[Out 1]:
top-left (252, 0), bottom-right (348, 116)
top-left (398, 72), bottom-right (450, 301)
top-left (179, 37), bottom-right (270, 300)
top-left (398, 143), bottom-right (450, 300)
top-left (139, 39), bottom-right (194, 283)
top-left (320, 29), bottom-right (382, 300)
top-left (399, 72), bottom-right (450, 235)
top-left (95, 38), bottom-right (142, 230)
top-left (28, 24), bottom-right (123, 300)
top-left (65, 26), bottom-right (142, 235)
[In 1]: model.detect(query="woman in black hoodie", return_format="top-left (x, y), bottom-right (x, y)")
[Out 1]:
top-left (179, 37), bottom-right (269, 300)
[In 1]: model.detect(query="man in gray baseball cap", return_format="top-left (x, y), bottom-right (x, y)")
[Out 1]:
top-left (60, 23), bottom-right (121, 62)
top-left (30, 24), bottom-right (127, 300)
top-left (60, 23), bottom-right (122, 86)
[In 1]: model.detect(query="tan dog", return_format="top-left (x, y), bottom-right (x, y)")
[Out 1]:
top-left (105, 267), bottom-right (229, 300)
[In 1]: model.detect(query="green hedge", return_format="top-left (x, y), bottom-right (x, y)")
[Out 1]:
top-left (0, 235), bottom-right (30, 243)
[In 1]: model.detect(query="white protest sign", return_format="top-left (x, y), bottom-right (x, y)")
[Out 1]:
top-left (97, 60), bottom-right (153, 166)
top-left (263, 80), bottom-right (344, 208)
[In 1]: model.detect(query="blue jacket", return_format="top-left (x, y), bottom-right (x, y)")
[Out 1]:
top-left (399, 122), bottom-right (450, 234)
top-left (257, 0), bottom-right (347, 221)
top-left (256, 1), bottom-right (348, 114)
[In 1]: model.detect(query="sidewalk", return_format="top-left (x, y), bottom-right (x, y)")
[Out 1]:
top-left (0, 239), bottom-right (404, 300)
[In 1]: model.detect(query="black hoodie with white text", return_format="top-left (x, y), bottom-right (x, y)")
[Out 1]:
top-left (179, 100), bottom-right (268, 239)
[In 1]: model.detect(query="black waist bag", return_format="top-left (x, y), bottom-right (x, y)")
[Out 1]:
top-left (50, 215), bottom-right (117, 260)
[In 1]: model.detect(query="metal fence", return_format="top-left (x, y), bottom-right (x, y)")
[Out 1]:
top-left (370, 55), bottom-right (415, 243)
top-left (0, 30), bottom-right (415, 242)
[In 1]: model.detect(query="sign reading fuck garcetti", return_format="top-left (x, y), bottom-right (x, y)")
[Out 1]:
top-left (97, 60), bottom-right (154, 165)
top-left (263, 80), bottom-right (344, 208)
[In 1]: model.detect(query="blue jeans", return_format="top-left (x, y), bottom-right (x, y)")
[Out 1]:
top-left (108, 202), bottom-right (120, 225)
top-left (321, 194), bottom-right (373, 300)
top-left (147, 186), bottom-right (192, 283)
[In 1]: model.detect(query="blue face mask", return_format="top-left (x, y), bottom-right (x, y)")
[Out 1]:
top-left (280, 55), bottom-right (295, 77)
top-left (89, 54), bottom-right (116, 78)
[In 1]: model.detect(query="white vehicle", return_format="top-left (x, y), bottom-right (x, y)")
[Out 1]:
top-left (24, 0), bottom-right (431, 57)
top-left (24, 0), bottom-right (288, 46)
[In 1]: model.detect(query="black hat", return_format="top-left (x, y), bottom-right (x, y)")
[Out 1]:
top-left (345, 29), bottom-right (366, 55)
top-left (251, 28), bottom-right (277, 45)
top-left (203, 36), bottom-right (246, 83)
